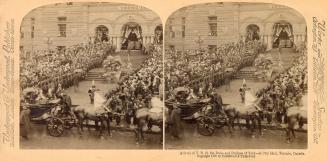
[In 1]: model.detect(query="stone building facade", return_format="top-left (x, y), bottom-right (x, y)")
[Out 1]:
top-left (20, 2), bottom-right (162, 56)
top-left (165, 2), bottom-right (306, 51)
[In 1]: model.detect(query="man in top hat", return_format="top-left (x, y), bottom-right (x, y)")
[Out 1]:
top-left (170, 101), bottom-right (182, 139)
top-left (20, 103), bottom-right (31, 140)
top-left (59, 91), bottom-right (77, 120)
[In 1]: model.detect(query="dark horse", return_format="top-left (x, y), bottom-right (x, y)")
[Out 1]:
top-left (285, 107), bottom-right (307, 143)
top-left (74, 108), bottom-right (112, 138)
top-left (133, 113), bottom-right (163, 145)
top-left (73, 92), bottom-right (113, 138)
top-left (133, 97), bottom-right (163, 144)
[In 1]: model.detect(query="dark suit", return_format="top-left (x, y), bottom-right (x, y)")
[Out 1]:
top-left (20, 108), bottom-right (31, 138)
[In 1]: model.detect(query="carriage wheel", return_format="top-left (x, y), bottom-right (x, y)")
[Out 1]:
top-left (47, 117), bottom-right (65, 137)
top-left (197, 116), bottom-right (215, 136)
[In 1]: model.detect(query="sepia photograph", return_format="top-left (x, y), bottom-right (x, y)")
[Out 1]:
top-left (164, 2), bottom-right (308, 149)
top-left (2, 0), bottom-right (327, 160)
top-left (19, 2), bottom-right (163, 149)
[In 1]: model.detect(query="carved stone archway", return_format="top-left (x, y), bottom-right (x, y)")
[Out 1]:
top-left (94, 25), bottom-right (109, 43)
top-left (272, 20), bottom-right (293, 48)
top-left (121, 22), bottom-right (142, 50)
top-left (245, 24), bottom-right (260, 42)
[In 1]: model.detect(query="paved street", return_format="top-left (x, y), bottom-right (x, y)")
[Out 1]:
top-left (20, 123), bottom-right (161, 149)
top-left (165, 79), bottom-right (308, 149)
top-left (20, 52), bottom-right (163, 149)
top-left (20, 78), bottom-right (162, 149)
top-left (165, 122), bottom-right (307, 149)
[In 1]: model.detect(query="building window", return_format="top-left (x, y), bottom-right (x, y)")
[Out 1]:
top-left (20, 32), bottom-right (24, 39)
top-left (170, 27), bottom-right (175, 38)
top-left (181, 17), bottom-right (186, 38)
top-left (208, 16), bottom-right (217, 37)
top-left (57, 46), bottom-right (66, 54)
top-left (31, 18), bottom-right (35, 38)
top-left (58, 17), bottom-right (67, 21)
top-left (58, 24), bottom-right (67, 37)
top-left (20, 46), bottom-right (24, 52)
top-left (58, 17), bottom-right (67, 37)
top-left (168, 18), bottom-right (175, 38)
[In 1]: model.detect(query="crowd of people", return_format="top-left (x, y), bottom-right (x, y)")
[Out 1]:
top-left (165, 40), bottom-right (265, 100)
top-left (256, 48), bottom-right (308, 125)
top-left (102, 44), bottom-right (163, 127)
top-left (20, 42), bottom-right (113, 90)
top-left (20, 41), bottom-right (163, 139)
top-left (254, 54), bottom-right (274, 79)
top-left (103, 56), bottom-right (123, 72)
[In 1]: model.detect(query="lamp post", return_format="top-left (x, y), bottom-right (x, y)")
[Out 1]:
top-left (42, 31), bottom-right (53, 52)
top-left (45, 37), bottom-right (53, 52)
top-left (194, 34), bottom-right (204, 49)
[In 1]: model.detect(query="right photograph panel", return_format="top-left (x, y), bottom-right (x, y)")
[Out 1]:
top-left (164, 2), bottom-right (307, 149)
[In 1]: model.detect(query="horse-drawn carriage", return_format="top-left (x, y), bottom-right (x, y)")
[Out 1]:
top-left (165, 96), bottom-right (228, 136)
top-left (21, 99), bottom-right (78, 137)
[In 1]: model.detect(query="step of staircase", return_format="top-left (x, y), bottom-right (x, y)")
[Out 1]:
top-left (234, 48), bottom-right (300, 80)
top-left (85, 78), bottom-right (106, 81)
top-left (114, 50), bottom-right (146, 69)
top-left (85, 68), bottom-right (106, 81)
top-left (236, 67), bottom-right (257, 80)
top-left (259, 48), bottom-right (300, 72)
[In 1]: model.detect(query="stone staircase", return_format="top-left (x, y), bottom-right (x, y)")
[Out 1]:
top-left (235, 66), bottom-right (257, 80)
top-left (116, 50), bottom-right (145, 69)
top-left (84, 50), bottom-right (146, 82)
top-left (269, 48), bottom-right (299, 70)
top-left (85, 68), bottom-right (106, 81)
top-left (235, 48), bottom-right (299, 80)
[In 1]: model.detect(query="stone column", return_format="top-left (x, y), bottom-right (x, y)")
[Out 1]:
top-left (267, 35), bottom-right (273, 51)
top-left (142, 36), bottom-right (146, 45)
top-left (116, 36), bottom-right (121, 52)
top-left (242, 35), bottom-right (246, 42)
top-left (150, 35), bottom-right (154, 44)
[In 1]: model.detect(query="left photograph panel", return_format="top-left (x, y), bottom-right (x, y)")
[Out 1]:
top-left (19, 2), bottom-right (163, 149)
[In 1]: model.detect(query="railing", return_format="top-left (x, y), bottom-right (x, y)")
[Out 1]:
top-left (21, 48), bottom-right (112, 90)
top-left (187, 55), bottom-right (257, 89)
top-left (107, 35), bottom-right (155, 50)
top-left (240, 34), bottom-right (306, 49)
top-left (182, 41), bottom-right (264, 89)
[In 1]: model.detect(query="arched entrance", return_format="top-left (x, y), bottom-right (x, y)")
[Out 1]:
top-left (245, 24), bottom-right (260, 42)
top-left (121, 22), bottom-right (142, 50)
top-left (272, 21), bottom-right (293, 48)
top-left (95, 25), bottom-right (109, 43)
top-left (154, 25), bottom-right (163, 45)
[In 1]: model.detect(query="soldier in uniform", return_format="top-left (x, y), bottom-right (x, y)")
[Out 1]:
top-left (73, 73), bottom-right (80, 92)
top-left (88, 81), bottom-right (96, 104)
top-left (239, 79), bottom-right (248, 103)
